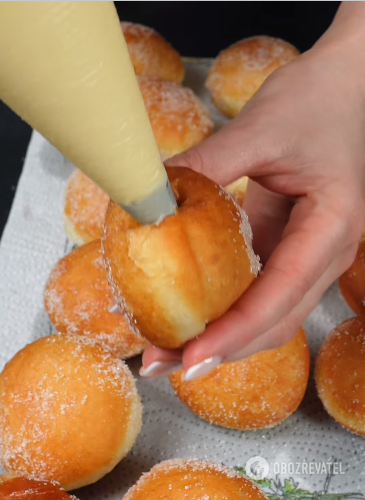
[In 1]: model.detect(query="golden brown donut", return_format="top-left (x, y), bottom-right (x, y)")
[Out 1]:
top-left (102, 166), bottom-right (260, 349)
top-left (138, 76), bottom-right (214, 160)
top-left (170, 327), bottom-right (309, 429)
top-left (339, 239), bottom-right (365, 315)
top-left (64, 170), bottom-right (109, 246)
top-left (315, 317), bottom-right (365, 436)
top-left (206, 36), bottom-right (300, 118)
top-left (122, 22), bottom-right (184, 83)
top-left (0, 476), bottom-right (78, 499)
top-left (123, 458), bottom-right (267, 500)
top-left (0, 334), bottom-right (142, 490)
top-left (44, 240), bottom-right (147, 358)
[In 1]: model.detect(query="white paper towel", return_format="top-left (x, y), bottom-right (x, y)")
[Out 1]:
top-left (0, 59), bottom-right (364, 499)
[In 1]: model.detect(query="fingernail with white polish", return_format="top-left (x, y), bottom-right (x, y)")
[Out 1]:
top-left (183, 356), bottom-right (222, 382)
top-left (139, 361), bottom-right (183, 378)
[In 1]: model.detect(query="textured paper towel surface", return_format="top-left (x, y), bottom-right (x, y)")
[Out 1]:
top-left (0, 59), bottom-right (364, 498)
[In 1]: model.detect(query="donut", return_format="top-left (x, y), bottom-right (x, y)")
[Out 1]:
top-left (206, 36), bottom-right (300, 118)
top-left (123, 458), bottom-right (267, 500)
top-left (0, 476), bottom-right (78, 499)
top-left (121, 22), bottom-right (184, 83)
top-left (170, 327), bottom-right (309, 429)
top-left (102, 166), bottom-right (260, 349)
top-left (0, 334), bottom-right (142, 490)
top-left (315, 317), bottom-right (365, 436)
top-left (339, 239), bottom-right (365, 315)
top-left (225, 176), bottom-right (249, 207)
top-left (138, 76), bottom-right (214, 160)
top-left (64, 169), bottom-right (109, 246)
top-left (44, 240), bottom-right (147, 359)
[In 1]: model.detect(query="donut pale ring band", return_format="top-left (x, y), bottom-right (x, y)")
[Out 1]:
top-left (339, 239), bottom-right (365, 315)
top-left (315, 317), bottom-right (365, 436)
top-left (0, 476), bottom-right (78, 500)
top-left (206, 36), bottom-right (300, 118)
top-left (170, 327), bottom-right (309, 429)
top-left (123, 458), bottom-right (267, 500)
top-left (0, 334), bottom-right (142, 490)
top-left (121, 22), bottom-right (184, 83)
top-left (102, 166), bottom-right (260, 349)
top-left (138, 76), bottom-right (214, 160)
top-left (44, 240), bottom-right (147, 359)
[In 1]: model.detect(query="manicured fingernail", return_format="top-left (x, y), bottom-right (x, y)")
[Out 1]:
top-left (108, 303), bottom-right (119, 314)
top-left (183, 356), bottom-right (222, 382)
top-left (139, 361), bottom-right (183, 378)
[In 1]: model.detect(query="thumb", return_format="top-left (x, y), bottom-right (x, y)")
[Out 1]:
top-left (164, 106), bottom-right (270, 186)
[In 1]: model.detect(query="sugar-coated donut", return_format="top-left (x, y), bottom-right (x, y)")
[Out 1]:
top-left (102, 166), bottom-right (260, 349)
top-left (339, 239), bottom-right (365, 315)
top-left (315, 317), bottom-right (365, 436)
top-left (123, 458), bottom-right (267, 500)
top-left (170, 327), bottom-right (309, 429)
top-left (0, 476), bottom-right (78, 499)
top-left (0, 334), bottom-right (142, 490)
top-left (206, 36), bottom-right (299, 118)
top-left (44, 240), bottom-right (147, 359)
top-left (64, 170), bottom-right (109, 246)
top-left (138, 76), bottom-right (214, 160)
top-left (122, 22), bottom-right (184, 83)
top-left (225, 176), bottom-right (249, 207)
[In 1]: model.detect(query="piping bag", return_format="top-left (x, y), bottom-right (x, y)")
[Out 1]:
top-left (0, 2), bottom-right (177, 224)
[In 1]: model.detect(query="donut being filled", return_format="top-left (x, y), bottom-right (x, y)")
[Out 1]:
top-left (121, 22), bottom-right (184, 83)
top-left (315, 317), bottom-right (365, 436)
top-left (102, 167), bottom-right (260, 349)
top-left (170, 327), bottom-right (309, 429)
top-left (0, 334), bottom-right (142, 490)
top-left (44, 240), bottom-right (147, 359)
top-left (123, 458), bottom-right (268, 500)
top-left (206, 36), bottom-right (299, 118)
top-left (0, 476), bottom-right (78, 500)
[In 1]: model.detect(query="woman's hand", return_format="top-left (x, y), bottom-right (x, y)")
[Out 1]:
top-left (141, 3), bottom-right (365, 380)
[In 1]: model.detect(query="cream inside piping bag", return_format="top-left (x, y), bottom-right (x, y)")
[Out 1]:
top-left (0, 2), bottom-right (177, 223)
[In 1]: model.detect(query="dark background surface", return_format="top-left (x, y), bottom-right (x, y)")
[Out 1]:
top-left (0, 1), bottom-right (340, 238)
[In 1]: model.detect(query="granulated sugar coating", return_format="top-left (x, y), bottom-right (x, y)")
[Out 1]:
top-left (0, 334), bottom-right (142, 491)
top-left (121, 22), bottom-right (184, 83)
top-left (206, 36), bottom-right (299, 118)
top-left (170, 328), bottom-right (309, 430)
top-left (315, 316), bottom-right (365, 437)
top-left (138, 77), bottom-right (214, 160)
top-left (123, 458), bottom-right (267, 500)
top-left (44, 240), bottom-right (147, 359)
top-left (64, 170), bottom-right (109, 246)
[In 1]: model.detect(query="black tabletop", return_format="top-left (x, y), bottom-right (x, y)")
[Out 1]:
top-left (0, 2), bottom-right (339, 239)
